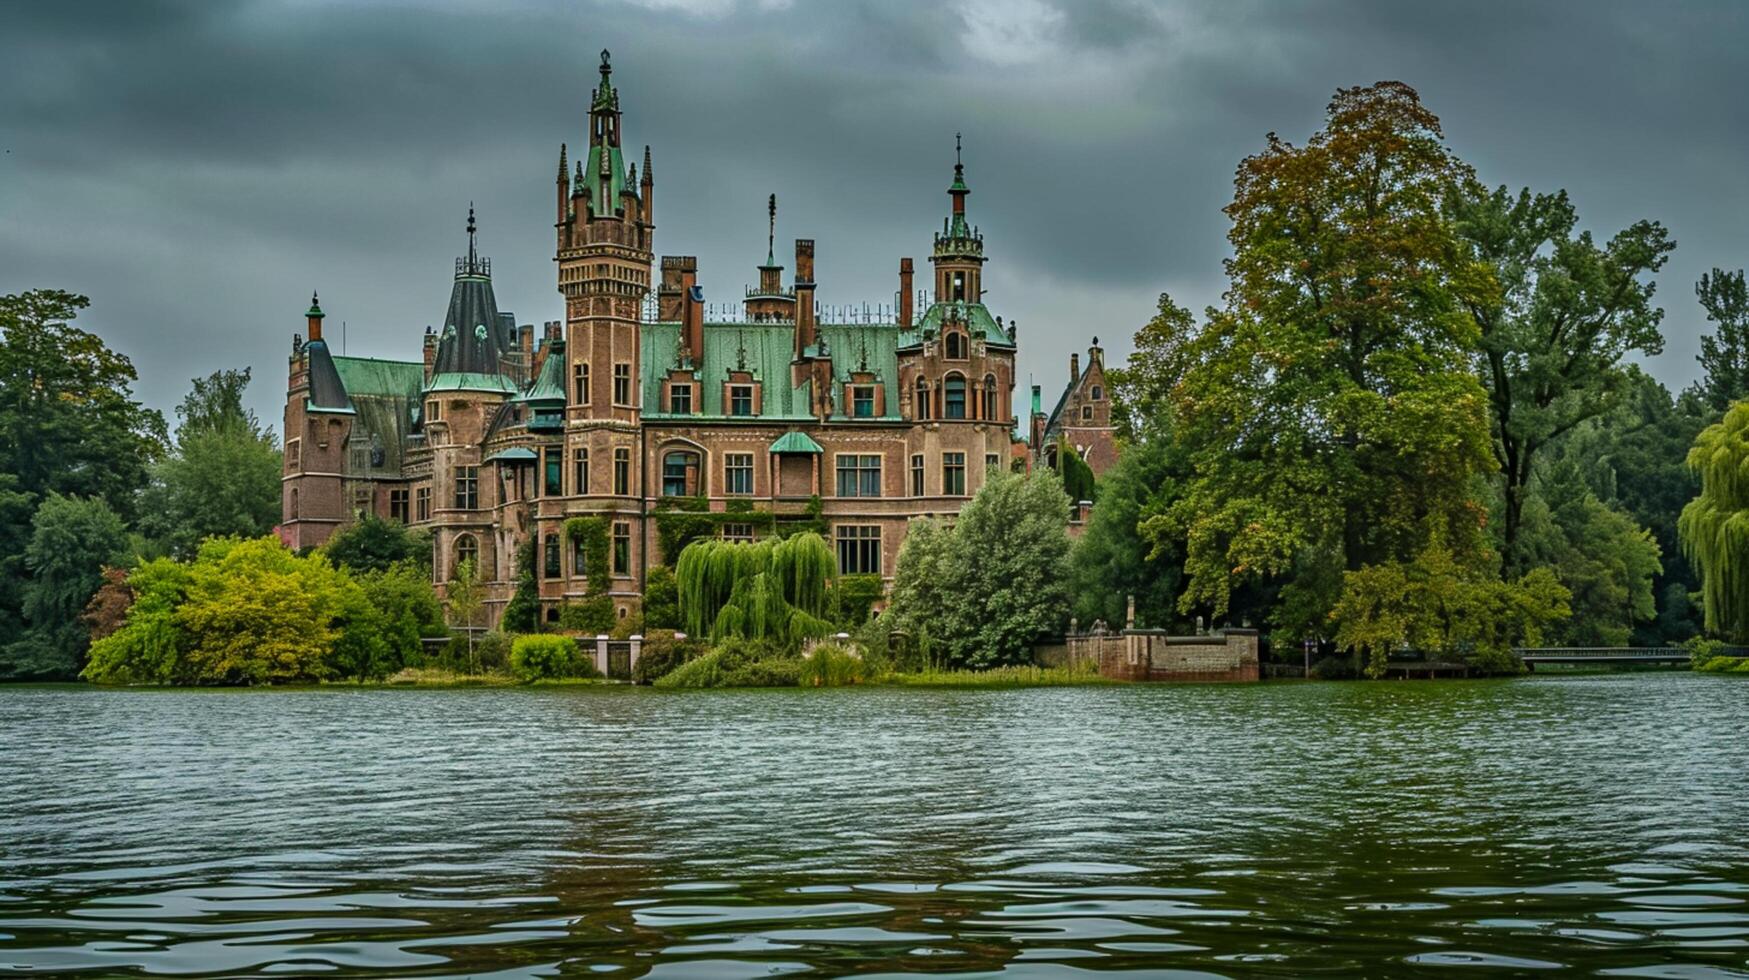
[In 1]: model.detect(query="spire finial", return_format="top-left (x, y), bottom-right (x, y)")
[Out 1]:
top-left (956, 131), bottom-right (962, 168)
top-left (766, 193), bottom-right (777, 266)
top-left (466, 202), bottom-right (477, 267)
top-left (600, 49), bottom-right (612, 77)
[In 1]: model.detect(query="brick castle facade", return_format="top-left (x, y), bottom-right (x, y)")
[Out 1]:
top-left (282, 51), bottom-right (1112, 626)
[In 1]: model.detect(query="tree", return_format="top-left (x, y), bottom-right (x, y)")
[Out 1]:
top-left (323, 511), bottom-right (432, 575)
top-left (1057, 440), bottom-right (1096, 503)
top-left (0, 290), bottom-right (165, 520)
top-left (1517, 460), bottom-right (1662, 646)
top-left (1694, 268), bottom-right (1749, 413)
top-left (1106, 294), bottom-right (1196, 444)
top-left (1332, 535), bottom-right (1570, 677)
top-left (0, 493), bottom-right (130, 679)
top-left (1155, 82), bottom-right (1493, 636)
top-left (498, 536), bottom-right (539, 634)
top-left (1446, 182), bottom-right (1673, 574)
top-left (82, 557), bottom-right (192, 685)
top-left (1067, 434), bottom-right (1190, 629)
top-left (674, 533), bottom-right (835, 647)
top-left (886, 469), bottom-right (1072, 668)
top-left (137, 369), bottom-right (282, 558)
top-left (446, 557), bottom-right (486, 671)
top-left (347, 564), bottom-right (444, 679)
top-left (1679, 401), bottom-right (1749, 641)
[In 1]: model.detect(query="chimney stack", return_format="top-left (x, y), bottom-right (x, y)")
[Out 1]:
top-left (1070, 352), bottom-right (1080, 383)
top-left (682, 282), bottom-right (704, 365)
top-left (659, 255), bottom-right (694, 322)
top-left (422, 326), bottom-right (437, 384)
top-left (305, 292), bottom-right (325, 343)
top-left (794, 239), bottom-right (816, 358)
top-left (898, 258), bottom-right (914, 328)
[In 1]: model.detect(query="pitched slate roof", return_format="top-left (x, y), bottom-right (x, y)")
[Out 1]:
top-left (304, 340), bottom-right (353, 413)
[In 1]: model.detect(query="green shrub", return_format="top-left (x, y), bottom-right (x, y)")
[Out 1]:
top-left (643, 565), bottom-right (680, 629)
top-left (798, 642), bottom-right (865, 686)
top-left (830, 575), bottom-right (884, 629)
top-left (475, 630), bottom-right (513, 671)
top-left (510, 634), bottom-right (594, 681)
top-left (654, 636), bottom-right (798, 688)
top-left (1309, 654), bottom-right (1358, 680)
top-left (558, 595), bottom-right (615, 635)
top-left (633, 629), bottom-right (702, 684)
top-left (611, 612), bottom-right (643, 640)
top-left (1685, 636), bottom-right (1727, 668)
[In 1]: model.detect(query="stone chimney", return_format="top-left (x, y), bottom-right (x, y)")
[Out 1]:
top-left (898, 258), bottom-right (914, 328)
top-left (794, 239), bottom-right (816, 359)
top-left (422, 326), bottom-right (437, 384)
top-left (1070, 352), bottom-right (1080, 383)
top-left (682, 282), bottom-right (704, 366)
top-left (659, 255), bottom-right (694, 321)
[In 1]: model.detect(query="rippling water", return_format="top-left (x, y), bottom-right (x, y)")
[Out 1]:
top-left (2, 674), bottom-right (1746, 977)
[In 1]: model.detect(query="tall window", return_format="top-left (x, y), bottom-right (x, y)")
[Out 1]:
top-left (945, 332), bottom-right (966, 359)
top-left (456, 534), bottom-right (478, 573)
top-left (544, 450), bottom-right (562, 497)
top-left (454, 465), bottom-right (479, 510)
top-left (573, 447), bottom-right (589, 495)
top-left (835, 454), bottom-right (882, 498)
top-left (725, 453), bottom-right (754, 495)
top-left (943, 452), bottom-right (966, 496)
top-left (911, 453), bottom-right (924, 497)
top-left (835, 525), bottom-right (881, 575)
top-left (571, 531), bottom-right (586, 577)
top-left (669, 383), bottom-right (692, 415)
top-left (1091, 385), bottom-right (1103, 401)
top-left (289, 487), bottom-right (299, 518)
top-left (915, 379), bottom-right (930, 420)
top-left (427, 400), bottom-right (442, 423)
top-left (613, 363), bottom-right (632, 405)
top-left (729, 385), bottom-right (754, 416)
top-left (613, 448), bottom-right (630, 495)
top-left (851, 385), bottom-right (875, 418)
top-left (573, 363), bottom-right (590, 404)
top-left (721, 523), bottom-right (755, 543)
top-left (286, 439), bottom-right (301, 470)
top-left (663, 449), bottom-right (700, 497)
top-left (984, 374), bottom-right (998, 420)
top-left (944, 374), bottom-right (966, 419)
top-left (389, 488), bottom-right (409, 523)
top-left (951, 271), bottom-right (965, 301)
top-left (612, 521), bottom-right (631, 575)
top-left (415, 486), bottom-right (431, 521)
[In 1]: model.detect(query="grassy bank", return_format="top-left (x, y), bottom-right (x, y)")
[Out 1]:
top-left (878, 662), bottom-right (1111, 688)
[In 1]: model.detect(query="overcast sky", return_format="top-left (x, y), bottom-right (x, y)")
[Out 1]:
top-left (3, 0), bottom-right (1746, 432)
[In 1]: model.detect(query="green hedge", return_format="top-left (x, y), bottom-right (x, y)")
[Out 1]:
top-left (509, 634), bottom-right (597, 681)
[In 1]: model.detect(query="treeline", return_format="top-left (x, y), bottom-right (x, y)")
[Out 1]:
top-left (1066, 81), bottom-right (1749, 674)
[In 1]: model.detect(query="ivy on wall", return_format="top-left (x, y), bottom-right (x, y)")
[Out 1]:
top-left (563, 516), bottom-right (611, 595)
top-left (650, 495), bottom-right (828, 565)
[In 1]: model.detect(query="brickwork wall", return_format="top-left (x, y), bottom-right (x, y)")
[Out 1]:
top-left (1066, 629), bottom-right (1259, 683)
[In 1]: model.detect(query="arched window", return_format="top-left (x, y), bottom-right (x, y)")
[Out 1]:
top-left (945, 331), bottom-right (966, 359)
top-left (662, 449), bottom-right (701, 497)
top-left (944, 373), bottom-right (966, 420)
top-left (915, 378), bottom-right (931, 420)
top-left (455, 534), bottom-right (478, 574)
top-left (983, 374), bottom-right (999, 420)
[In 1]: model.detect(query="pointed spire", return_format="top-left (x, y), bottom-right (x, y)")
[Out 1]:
top-left (557, 142), bottom-right (568, 181)
top-left (642, 145), bottom-right (653, 184)
top-left (466, 203), bottom-right (477, 267)
top-left (766, 193), bottom-right (777, 267)
top-left (306, 290), bottom-right (324, 318)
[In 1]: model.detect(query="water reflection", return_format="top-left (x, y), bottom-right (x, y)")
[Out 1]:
top-left (1, 676), bottom-right (1746, 975)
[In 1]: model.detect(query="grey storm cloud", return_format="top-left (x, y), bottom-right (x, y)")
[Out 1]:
top-left (2, 0), bottom-right (1746, 429)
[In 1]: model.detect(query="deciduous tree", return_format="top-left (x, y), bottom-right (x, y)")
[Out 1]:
top-left (1694, 267), bottom-right (1749, 413)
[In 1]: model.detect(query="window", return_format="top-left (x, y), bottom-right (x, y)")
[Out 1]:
top-left (544, 450), bottom-right (562, 496)
top-left (571, 532), bottom-right (586, 577)
top-left (944, 374), bottom-right (966, 420)
top-left (911, 453), bottom-right (924, 497)
top-left (456, 534), bottom-right (478, 573)
top-left (943, 452), bottom-right (966, 496)
top-left (836, 454), bottom-right (882, 498)
top-left (1081, 405), bottom-right (1093, 421)
top-left (573, 362), bottom-right (590, 404)
top-left (573, 447), bottom-right (589, 495)
top-left (389, 488), bottom-right (409, 523)
top-left (353, 487), bottom-right (372, 514)
top-left (721, 523), bottom-right (755, 543)
top-left (729, 385), bottom-right (754, 417)
top-left (945, 332), bottom-right (966, 359)
top-left (984, 374), bottom-right (998, 420)
top-left (669, 383), bottom-right (692, 415)
top-left (851, 385), bottom-right (875, 418)
top-left (289, 487), bottom-right (299, 518)
top-left (612, 521), bottom-right (631, 575)
top-left (952, 271), bottom-right (965, 301)
top-left (613, 448), bottom-right (630, 495)
top-left (427, 400), bottom-right (441, 423)
top-left (286, 439), bottom-right (301, 470)
top-left (663, 449), bottom-right (700, 497)
top-left (613, 363), bottom-right (632, 405)
top-left (914, 379), bottom-right (931, 420)
top-left (986, 453), bottom-right (1000, 476)
top-left (543, 533), bottom-right (560, 579)
top-left (1091, 385), bottom-right (1103, 401)
top-left (725, 453), bottom-right (754, 495)
top-left (415, 486), bottom-right (431, 521)
top-left (835, 525), bottom-right (881, 575)
top-left (454, 465), bottom-right (479, 510)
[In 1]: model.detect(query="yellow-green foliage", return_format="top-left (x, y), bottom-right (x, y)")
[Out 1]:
top-left (884, 660), bottom-right (1107, 688)
top-left (509, 634), bottom-right (592, 681)
top-left (675, 532), bottom-right (835, 648)
top-left (653, 637), bottom-right (802, 689)
top-left (1679, 401), bottom-right (1749, 640)
top-left (798, 642), bottom-right (864, 686)
top-left (1697, 655), bottom-right (1749, 673)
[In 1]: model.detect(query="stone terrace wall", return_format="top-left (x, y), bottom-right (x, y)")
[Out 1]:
top-left (1063, 629), bottom-right (1259, 683)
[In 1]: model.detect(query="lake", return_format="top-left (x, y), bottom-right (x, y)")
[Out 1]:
top-left (2, 674), bottom-right (1745, 977)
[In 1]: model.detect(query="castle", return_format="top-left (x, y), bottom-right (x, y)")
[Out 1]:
top-left (281, 51), bottom-right (1113, 627)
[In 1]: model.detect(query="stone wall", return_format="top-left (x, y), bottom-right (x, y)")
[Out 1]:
top-left (1062, 629), bottom-right (1259, 683)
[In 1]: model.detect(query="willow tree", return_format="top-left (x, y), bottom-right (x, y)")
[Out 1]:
top-left (1679, 402), bottom-right (1749, 640)
top-left (675, 532), bottom-right (835, 647)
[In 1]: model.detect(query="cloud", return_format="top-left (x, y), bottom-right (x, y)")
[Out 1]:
top-left (1, 0), bottom-right (1744, 430)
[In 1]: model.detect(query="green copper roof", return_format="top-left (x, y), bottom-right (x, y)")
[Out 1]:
top-left (426, 371), bottom-right (519, 394)
top-left (770, 430), bottom-right (823, 454)
top-left (332, 356), bottom-right (422, 399)
top-left (641, 321), bottom-right (813, 420)
top-left (485, 447), bottom-right (539, 462)
top-left (516, 341), bottom-right (568, 404)
top-left (902, 301), bottom-right (1015, 350)
top-left (581, 143), bottom-right (630, 216)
